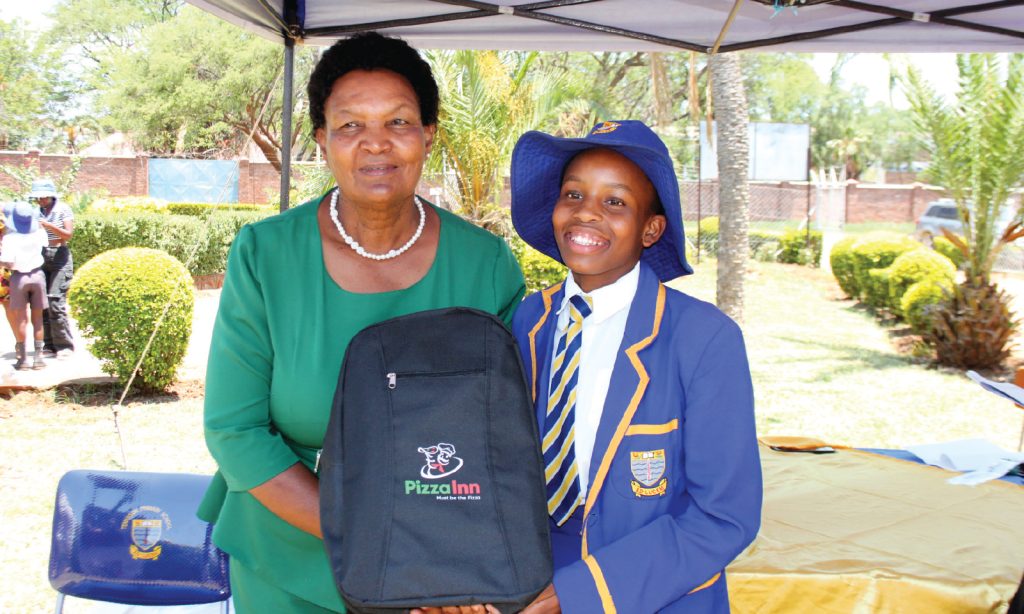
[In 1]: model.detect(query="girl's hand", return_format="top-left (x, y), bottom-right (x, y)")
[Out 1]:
top-left (410, 605), bottom-right (500, 614)
top-left (521, 584), bottom-right (560, 614)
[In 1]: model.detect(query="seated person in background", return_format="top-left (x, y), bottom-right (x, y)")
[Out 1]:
top-left (0, 201), bottom-right (49, 370)
top-left (510, 120), bottom-right (762, 613)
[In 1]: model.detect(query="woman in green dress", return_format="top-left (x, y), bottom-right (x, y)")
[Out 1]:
top-left (199, 32), bottom-right (525, 613)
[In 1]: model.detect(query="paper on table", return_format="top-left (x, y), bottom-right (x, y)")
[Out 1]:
top-left (907, 438), bottom-right (1024, 486)
top-left (966, 370), bottom-right (1024, 405)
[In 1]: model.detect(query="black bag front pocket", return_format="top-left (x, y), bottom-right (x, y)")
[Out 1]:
top-left (321, 308), bottom-right (552, 614)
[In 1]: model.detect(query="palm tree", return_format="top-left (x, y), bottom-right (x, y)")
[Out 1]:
top-left (904, 53), bottom-right (1024, 368)
top-left (709, 52), bottom-right (751, 323)
top-left (426, 50), bottom-right (582, 234)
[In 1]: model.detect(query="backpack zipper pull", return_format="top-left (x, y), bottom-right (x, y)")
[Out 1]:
top-left (387, 372), bottom-right (397, 389)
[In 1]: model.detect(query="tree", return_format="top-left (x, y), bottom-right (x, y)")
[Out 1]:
top-left (96, 5), bottom-right (314, 168)
top-left (426, 50), bottom-right (582, 233)
top-left (709, 53), bottom-right (750, 322)
top-left (49, 0), bottom-right (181, 65)
top-left (905, 53), bottom-right (1024, 368)
top-left (0, 19), bottom-right (54, 150)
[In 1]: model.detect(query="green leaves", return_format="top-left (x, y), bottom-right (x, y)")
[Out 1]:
top-left (905, 53), bottom-right (1024, 284)
top-left (425, 50), bottom-right (582, 234)
top-left (68, 247), bottom-right (194, 392)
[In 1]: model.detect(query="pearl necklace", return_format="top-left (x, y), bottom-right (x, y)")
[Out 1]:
top-left (329, 189), bottom-right (426, 261)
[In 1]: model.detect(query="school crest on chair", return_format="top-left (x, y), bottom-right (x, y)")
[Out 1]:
top-left (630, 449), bottom-right (668, 497)
top-left (121, 505), bottom-right (172, 560)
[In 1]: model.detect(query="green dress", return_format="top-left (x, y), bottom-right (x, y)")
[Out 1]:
top-left (199, 196), bottom-right (526, 611)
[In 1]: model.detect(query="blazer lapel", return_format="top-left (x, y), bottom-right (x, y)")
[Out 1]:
top-left (529, 282), bottom-right (565, 430)
top-left (582, 264), bottom-right (667, 555)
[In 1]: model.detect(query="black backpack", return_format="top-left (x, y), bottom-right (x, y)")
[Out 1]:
top-left (320, 307), bottom-right (552, 614)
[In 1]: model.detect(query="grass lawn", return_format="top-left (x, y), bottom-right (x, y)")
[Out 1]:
top-left (3, 260), bottom-right (1022, 612)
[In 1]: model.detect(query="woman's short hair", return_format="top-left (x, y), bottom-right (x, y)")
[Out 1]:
top-left (307, 31), bottom-right (439, 133)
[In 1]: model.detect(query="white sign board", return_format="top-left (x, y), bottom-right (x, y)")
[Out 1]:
top-left (699, 122), bottom-right (810, 182)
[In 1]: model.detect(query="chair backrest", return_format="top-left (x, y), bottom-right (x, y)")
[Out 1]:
top-left (49, 470), bottom-right (230, 606)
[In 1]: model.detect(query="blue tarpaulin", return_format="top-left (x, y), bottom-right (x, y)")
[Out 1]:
top-left (148, 159), bottom-right (239, 203)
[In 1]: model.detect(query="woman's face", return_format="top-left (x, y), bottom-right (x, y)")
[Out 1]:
top-left (315, 69), bottom-right (435, 207)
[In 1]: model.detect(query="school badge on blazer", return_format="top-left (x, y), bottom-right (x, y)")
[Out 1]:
top-left (630, 449), bottom-right (668, 497)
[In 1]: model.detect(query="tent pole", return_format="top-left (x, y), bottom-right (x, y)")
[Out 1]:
top-left (280, 37), bottom-right (295, 212)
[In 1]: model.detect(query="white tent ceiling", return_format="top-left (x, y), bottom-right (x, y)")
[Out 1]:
top-left (184, 0), bottom-right (1023, 207)
top-left (186, 0), bottom-right (1024, 52)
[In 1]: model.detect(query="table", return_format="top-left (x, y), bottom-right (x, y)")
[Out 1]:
top-left (727, 444), bottom-right (1024, 613)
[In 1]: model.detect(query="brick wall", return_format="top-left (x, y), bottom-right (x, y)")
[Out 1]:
top-left (680, 179), bottom-right (961, 225)
top-left (0, 150), bottom-right (283, 204)
top-left (845, 183), bottom-right (946, 224)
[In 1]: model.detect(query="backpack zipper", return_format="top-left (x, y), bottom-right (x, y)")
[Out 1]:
top-left (385, 369), bottom-right (485, 389)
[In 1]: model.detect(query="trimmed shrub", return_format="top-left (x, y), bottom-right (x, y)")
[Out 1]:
top-left (779, 228), bottom-right (823, 266)
top-left (829, 236), bottom-right (861, 298)
top-left (749, 230), bottom-right (783, 260)
top-left (89, 196), bottom-right (169, 214)
top-left (167, 202), bottom-right (275, 216)
top-left (752, 238), bottom-right (782, 262)
top-left (932, 236), bottom-right (966, 268)
top-left (865, 267), bottom-right (893, 309)
top-left (507, 235), bottom-right (566, 294)
top-left (72, 211), bottom-right (270, 277)
top-left (848, 233), bottom-right (920, 302)
top-left (69, 248), bottom-right (194, 392)
top-left (901, 279), bottom-right (952, 334)
top-left (885, 249), bottom-right (956, 314)
top-left (696, 216), bottom-right (719, 256)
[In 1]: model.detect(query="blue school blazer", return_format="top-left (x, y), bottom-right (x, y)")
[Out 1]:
top-left (511, 262), bottom-right (762, 614)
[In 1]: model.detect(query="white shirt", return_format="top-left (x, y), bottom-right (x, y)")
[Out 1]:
top-left (551, 263), bottom-right (640, 495)
top-left (0, 229), bottom-right (47, 272)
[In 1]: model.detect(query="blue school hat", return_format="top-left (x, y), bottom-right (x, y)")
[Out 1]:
top-left (510, 120), bottom-right (692, 282)
top-left (10, 201), bottom-right (40, 234)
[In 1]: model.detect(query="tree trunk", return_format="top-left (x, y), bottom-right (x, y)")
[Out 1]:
top-left (709, 53), bottom-right (750, 323)
top-left (649, 52), bottom-right (672, 128)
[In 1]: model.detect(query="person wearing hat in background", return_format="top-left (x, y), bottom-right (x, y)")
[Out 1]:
top-left (0, 201), bottom-right (49, 370)
top-left (0, 203), bottom-right (20, 348)
top-left (28, 178), bottom-right (76, 357)
top-left (509, 120), bottom-right (762, 613)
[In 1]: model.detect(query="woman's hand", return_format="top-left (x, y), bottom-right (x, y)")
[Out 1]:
top-left (520, 584), bottom-right (560, 614)
top-left (248, 463), bottom-right (322, 538)
top-left (409, 606), bottom-right (499, 614)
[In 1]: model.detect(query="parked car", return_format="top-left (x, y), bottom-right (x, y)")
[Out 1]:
top-left (915, 198), bottom-right (1018, 245)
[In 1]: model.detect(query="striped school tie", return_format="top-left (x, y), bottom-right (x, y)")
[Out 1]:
top-left (543, 293), bottom-right (592, 526)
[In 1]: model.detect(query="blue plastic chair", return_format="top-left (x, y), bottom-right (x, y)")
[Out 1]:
top-left (49, 470), bottom-right (231, 612)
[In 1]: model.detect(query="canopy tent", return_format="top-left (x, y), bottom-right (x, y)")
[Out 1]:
top-left (183, 0), bottom-right (1024, 207)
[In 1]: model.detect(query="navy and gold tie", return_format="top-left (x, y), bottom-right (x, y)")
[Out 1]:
top-left (543, 293), bottom-right (592, 526)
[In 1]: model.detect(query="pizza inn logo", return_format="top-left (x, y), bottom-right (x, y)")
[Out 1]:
top-left (405, 442), bottom-right (481, 500)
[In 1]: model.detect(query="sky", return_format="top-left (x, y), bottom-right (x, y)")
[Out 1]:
top-left (2, 0), bottom-right (960, 109)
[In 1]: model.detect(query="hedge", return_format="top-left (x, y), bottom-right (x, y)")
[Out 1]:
top-left (507, 235), bottom-right (566, 293)
top-left (167, 202), bottom-right (277, 216)
top-left (69, 247), bottom-right (194, 392)
top-left (901, 279), bottom-right (952, 334)
top-left (829, 236), bottom-right (861, 298)
top-left (779, 229), bottom-right (823, 266)
top-left (88, 196), bottom-right (276, 216)
top-left (848, 233), bottom-right (920, 302)
top-left (932, 236), bottom-right (966, 268)
top-left (71, 211), bottom-right (271, 277)
top-left (884, 249), bottom-right (956, 315)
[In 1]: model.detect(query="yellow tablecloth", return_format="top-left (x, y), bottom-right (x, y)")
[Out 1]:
top-left (727, 445), bottom-right (1024, 613)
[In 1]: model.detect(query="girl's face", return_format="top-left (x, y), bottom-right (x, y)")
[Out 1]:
top-left (552, 148), bottom-right (665, 292)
